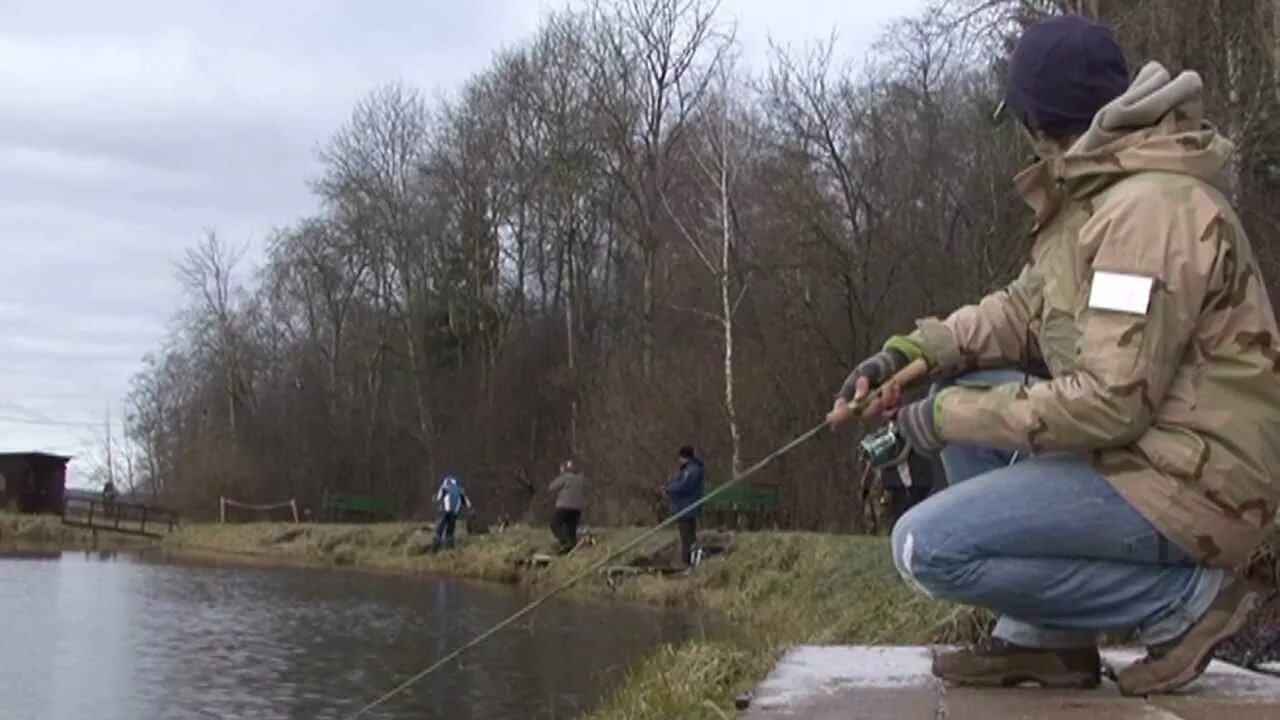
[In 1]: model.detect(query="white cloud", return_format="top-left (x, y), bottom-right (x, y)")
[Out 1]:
top-left (0, 145), bottom-right (203, 192)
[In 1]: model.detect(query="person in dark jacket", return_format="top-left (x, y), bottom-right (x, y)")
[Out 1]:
top-left (665, 446), bottom-right (705, 566)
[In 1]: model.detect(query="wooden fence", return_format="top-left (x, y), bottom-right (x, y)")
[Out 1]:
top-left (61, 495), bottom-right (179, 538)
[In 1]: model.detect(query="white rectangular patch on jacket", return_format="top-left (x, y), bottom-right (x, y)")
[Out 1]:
top-left (1088, 271), bottom-right (1154, 315)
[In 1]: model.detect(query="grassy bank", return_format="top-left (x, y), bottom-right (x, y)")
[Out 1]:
top-left (160, 520), bottom-right (985, 718)
top-left (0, 512), bottom-right (155, 550)
top-left (164, 521), bottom-right (702, 604)
top-left (587, 532), bottom-right (987, 719)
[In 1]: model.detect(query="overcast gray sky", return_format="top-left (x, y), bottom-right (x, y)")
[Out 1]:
top-left (0, 0), bottom-right (922, 486)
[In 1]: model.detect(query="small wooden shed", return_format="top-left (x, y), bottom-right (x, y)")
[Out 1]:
top-left (0, 452), bottom-right (70, 515)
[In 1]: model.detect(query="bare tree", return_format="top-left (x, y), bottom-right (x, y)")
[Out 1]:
top-left (588, 0), bottom-right (729, 377)
top-left (176, 231), bottom-right (250, 441)
top-left (662, 47), bottom-right (753, 475)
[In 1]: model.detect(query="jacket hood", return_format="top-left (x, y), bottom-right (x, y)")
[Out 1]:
top-left (1015, 61), bottom-right (1234, 219)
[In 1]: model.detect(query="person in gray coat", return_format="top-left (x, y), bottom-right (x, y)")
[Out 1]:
top-left (548, 459), bottom-right (586, 554)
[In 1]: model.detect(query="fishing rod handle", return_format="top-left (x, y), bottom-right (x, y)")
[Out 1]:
top-left (844, 357), bottom-right (931, 413)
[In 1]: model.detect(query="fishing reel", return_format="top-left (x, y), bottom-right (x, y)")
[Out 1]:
top-left (858, 422), bottom-right (937, 529)
top-left (858, 422), bottom-right (911, 471)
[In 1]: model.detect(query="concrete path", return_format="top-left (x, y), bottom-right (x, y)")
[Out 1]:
top-left (739, 646), bottom-right (1280, 719)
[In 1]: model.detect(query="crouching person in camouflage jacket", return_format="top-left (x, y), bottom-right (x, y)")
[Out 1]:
top-left (829, 14), bottom-right (1280, 696)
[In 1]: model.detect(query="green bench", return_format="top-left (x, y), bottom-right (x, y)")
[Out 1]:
top-left (320, 490), bottom-right (394, 522)
top-left (704, 483), bottom-right (778, 531)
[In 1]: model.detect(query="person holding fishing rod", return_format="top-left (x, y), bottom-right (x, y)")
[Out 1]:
top-left (665, 445), bottom-right (706, 567)
top-left (828, 13), bottom-right (1280, 697)
top-left (547, 458), bottom-right (587, 554)
top-left (430, 474), bottom-right (471, 553)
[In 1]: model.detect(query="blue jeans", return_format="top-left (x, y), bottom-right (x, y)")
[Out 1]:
top-left (890, 370), bottom-right (1223, 648)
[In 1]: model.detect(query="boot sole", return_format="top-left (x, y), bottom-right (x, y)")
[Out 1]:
top-left (935, 671), bottom-right (1101, 689)
top-left (1121, 589), bottom-right (1262, 696)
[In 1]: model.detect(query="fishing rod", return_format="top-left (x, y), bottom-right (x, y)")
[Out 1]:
top-left (342, 358), bottom-right (930, 719)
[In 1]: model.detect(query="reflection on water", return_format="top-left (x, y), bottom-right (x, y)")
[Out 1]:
top-left (0, 549), bottom-right (715, 720)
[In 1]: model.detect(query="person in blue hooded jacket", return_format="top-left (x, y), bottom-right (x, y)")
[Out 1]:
top-left (665, 446), bottom-right (705, 566)
top-left (431, 474), bottom-right (471, 552)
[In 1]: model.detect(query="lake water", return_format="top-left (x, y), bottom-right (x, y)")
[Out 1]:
top-left (0, 549), bottom-right (716, 720)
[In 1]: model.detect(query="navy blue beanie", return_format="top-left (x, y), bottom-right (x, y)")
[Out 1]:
top-left (1005, 14), bottom-right (1130, 137)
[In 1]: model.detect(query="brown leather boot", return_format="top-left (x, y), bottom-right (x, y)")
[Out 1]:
top-left (1116, 576), bottom-right (1261, 696)
top-left (932, 638), bottom-right (1102, 688)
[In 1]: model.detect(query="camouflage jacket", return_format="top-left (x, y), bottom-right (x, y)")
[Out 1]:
top-left (905, 62), bottom-right (1280, 570)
